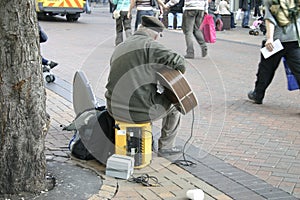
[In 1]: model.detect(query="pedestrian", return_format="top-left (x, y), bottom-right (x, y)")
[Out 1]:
top-left (167, 0), bottom-right (184, 30)
top-left (208, 0), bottom-right (222, 27)
top-left (253, 0), bottom-right (262, 18)
top-left (39, 24), bottom-right (58, 69)
top-left (127, 0), bottom-right (167, 30)
top-left (248, 0), bottom-right (300, 104)
top-left (218, 0), bottom-right (236, 28)
top-left (105, 15), bottom-right (186, 156)
top-left (112, 0), bottom-right (132, 46)
top-left (41, 57), bottom-right (58, 69)
top-left (239, 0), bottom-right (254, 28)
top-left (182, 0), bottom-right (208, 59)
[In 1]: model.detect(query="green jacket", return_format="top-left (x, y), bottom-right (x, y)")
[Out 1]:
top-left (105, 30), bottom-right (185, 123)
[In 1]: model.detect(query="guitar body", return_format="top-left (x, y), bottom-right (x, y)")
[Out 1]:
top-left (156, 68), bottom-right (198, 115)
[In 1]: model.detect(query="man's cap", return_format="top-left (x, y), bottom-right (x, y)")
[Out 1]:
top-left (141, 15), bottom-right (165, 33)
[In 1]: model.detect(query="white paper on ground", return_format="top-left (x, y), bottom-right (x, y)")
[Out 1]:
top-left (260, 39), bottom-right (284, 59)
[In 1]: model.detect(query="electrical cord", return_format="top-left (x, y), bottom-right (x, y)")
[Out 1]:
top-left (173, 100), bottom-right (197, 167)
top-left (127, 173), bottom-right (159, 187)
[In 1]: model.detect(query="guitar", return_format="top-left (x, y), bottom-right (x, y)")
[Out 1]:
top-left (156, 68), bottom-right (198, 115)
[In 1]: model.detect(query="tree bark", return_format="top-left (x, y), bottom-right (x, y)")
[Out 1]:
top-left (0, 0), bottom-right (47, 195)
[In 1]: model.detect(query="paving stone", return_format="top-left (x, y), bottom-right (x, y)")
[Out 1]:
top-left (214, 194), bottom-right (233, 200)
top-left (157, 191), bottom-right (176, 199)
top-left (136, 188), bottom-right (160, 199)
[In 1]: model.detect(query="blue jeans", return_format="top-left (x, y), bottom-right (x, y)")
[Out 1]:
top-left (168, 12), bottom-right (183, 28)
top-left (135, 10), bottom-right (154, 30)
top-left (242, 3), bottom-right (251, 27)
top-left (182, 10), bottom-right (206, 56)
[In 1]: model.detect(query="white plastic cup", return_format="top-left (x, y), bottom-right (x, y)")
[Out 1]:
top-left (186, 189), bottom-right (205, 200)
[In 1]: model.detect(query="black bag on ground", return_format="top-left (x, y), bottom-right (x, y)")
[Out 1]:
top-left (68, 130), bottom-right (95, 160)
top-left (66, 106), bottom-right (115, 164)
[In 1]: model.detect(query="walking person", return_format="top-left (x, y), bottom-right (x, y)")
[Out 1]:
top-left (253, 0), bottom-right (262, 18)
top-left (248, 0), bottom-right (300, 104)
top-left (127, 0), bottom-right (167, 30)
top-left (239, 0), bottom-right (254, 28)
top-left (182, 0), bottom-right (208, 59)
top-left (39, 24), bottom-right (58, 69)
top-left (105, 16), bottom-right (186, 155)
top-left (208, 0), bottom-right (221, 27)
top-left (112, 0), bottom-right (132, 46)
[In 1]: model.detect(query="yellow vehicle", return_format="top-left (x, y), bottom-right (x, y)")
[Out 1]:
top-left (36, 0), bottom-right (89, 22)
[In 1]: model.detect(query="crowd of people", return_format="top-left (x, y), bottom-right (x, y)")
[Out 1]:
top-left (109, 0), bottom-right (266, 47)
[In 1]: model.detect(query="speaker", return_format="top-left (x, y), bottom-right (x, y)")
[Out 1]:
top-left (115, 121), bottom-right (152, 168)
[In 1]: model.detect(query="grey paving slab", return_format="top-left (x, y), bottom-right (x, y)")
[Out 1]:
top-left (35, 161), bottom-right (102, 200)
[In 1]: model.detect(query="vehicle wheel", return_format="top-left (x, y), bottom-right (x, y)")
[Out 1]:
top-left (249, 30), bottom-right (254, 35)
top-left (45, 75), bottom-right (52, 83)
top-left (50, 75), bottom-right (55, 82)
top-left (37, 12), bottom-right (46, 20)
top-left (254, 31), bottom-right (259, 36)
top-left (66, 14), bottom-right (79, 22)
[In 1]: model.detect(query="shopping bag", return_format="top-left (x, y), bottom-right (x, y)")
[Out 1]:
top-left (283, 57), bottom-right (299, 91)
top-left (235, 9), bottom-right (243, 21)
top-left (200, 14), bottom-right (216, 43)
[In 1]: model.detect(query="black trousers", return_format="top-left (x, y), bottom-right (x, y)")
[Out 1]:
top-left (254, 40), bottom-right (300, 100)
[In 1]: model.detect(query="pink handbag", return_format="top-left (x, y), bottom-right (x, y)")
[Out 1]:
top-left (200, 14), bottom-right (216, 43)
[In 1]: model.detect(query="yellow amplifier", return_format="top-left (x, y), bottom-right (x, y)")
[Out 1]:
top-left (115, 121), bottom-right (152, 169)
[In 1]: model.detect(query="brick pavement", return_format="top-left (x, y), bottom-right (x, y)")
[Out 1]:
top-left (42, 6), bottom-right (300, 199)
top-left (45, 87), bottom-right (233, 200)
top-left (45, 75), bottom-right (298, 200)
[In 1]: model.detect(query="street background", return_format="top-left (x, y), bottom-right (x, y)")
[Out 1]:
top-left (41, 4), bottom-right (300, 199)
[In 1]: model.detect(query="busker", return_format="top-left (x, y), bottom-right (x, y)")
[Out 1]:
top-left (105, 16), bottom-right (186, 156)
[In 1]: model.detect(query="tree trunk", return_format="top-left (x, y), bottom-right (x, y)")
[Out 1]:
top-left (0, 0), bottom-right (47, 196)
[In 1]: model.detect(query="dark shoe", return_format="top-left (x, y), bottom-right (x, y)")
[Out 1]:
top-left (248, 91), bottom-right (262, 104)
top-left (201, 46), bottom-right (208, 57)
top-left (242, 25), bottom-right (250, 28)
top-left (49, 61), bottom-right (58, 69)
top-left (158, 146), bottom-right (182, 157)
top-left (184, 54), bottom-right (194, 59)
top-left (42, 65), bottom-right (50, 72)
